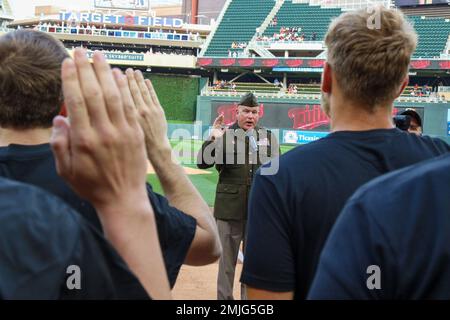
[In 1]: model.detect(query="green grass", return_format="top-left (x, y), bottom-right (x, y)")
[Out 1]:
top-left (167, 120), bottom-right (195, 125)
top-left (146, 139), bottom-right (298, 206)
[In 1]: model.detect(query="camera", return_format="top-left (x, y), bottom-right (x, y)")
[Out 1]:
top-left (393, 115), bottom-right (411, 131)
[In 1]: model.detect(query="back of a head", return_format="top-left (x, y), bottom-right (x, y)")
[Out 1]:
top-left (0, 29), bottom-right (69, 129)
top-left (325, 6), bottom-right (417, 110)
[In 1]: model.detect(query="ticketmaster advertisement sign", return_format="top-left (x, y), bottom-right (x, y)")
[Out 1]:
top-left (283, 130), bottom-right (329, 144)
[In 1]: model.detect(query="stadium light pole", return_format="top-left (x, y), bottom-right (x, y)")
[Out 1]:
top-left (191, 0), bottom-right (199, 24)
top-left (195, 14), bottom-right (207, 25)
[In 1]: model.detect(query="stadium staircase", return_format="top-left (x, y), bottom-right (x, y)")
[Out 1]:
top-left (199, 0), bottom-right (233, 57)
top-left (245, 0), bottom-right (285, 57)
top-left (203, 0), bottom-right (277, 57)
top-left (443, 34), bottom-right (450, 56)
top-left (246, 43), bottom-right (276, 57)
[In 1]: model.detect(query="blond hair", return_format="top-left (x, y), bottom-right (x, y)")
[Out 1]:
top-left (325, 6), bottom-right (417, 111)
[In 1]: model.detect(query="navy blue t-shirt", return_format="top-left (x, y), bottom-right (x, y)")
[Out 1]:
top-left (308, 153), bottom-right (450, 299)
top-left (0, 177), bottom-right (149, 299)
top-left (0, 144), bottom-right (196, 287)
top-left (240, 129), bottom-right (450, 299)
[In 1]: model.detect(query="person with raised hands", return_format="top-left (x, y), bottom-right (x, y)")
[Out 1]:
top-left (0, 29), bottom-right (219, 291)
top-left (124, 68), bottom-right (221, 266)
top-left (51, 48), bottom-right (171, 299)
top-left (0, 30), bottom-right (164, 299)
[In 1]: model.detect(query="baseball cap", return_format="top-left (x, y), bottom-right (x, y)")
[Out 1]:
top-left (239, 93), bottom-right (259, 108)
top-left (400, 109), bottom-right (422, 127)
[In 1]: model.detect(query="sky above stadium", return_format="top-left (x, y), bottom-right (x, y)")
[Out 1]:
top-left (9, 0), bottom-right (182, 18)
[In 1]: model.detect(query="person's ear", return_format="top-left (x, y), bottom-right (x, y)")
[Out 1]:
top-left (397, 76), bottom-right (409, 98)
top-left (321, 63), bottom-right (332, 94)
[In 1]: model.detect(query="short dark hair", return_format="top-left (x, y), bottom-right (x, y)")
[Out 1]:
top-left (0, 29), bottom-right (69, 129)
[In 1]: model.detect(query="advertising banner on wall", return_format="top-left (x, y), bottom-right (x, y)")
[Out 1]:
top-left (210, 103), bottom-right (424, 131)
top-left (282, 130), bottom-right (329, 144)
top-left (211, 101), bottom-right (330, 131)
top-left (198, 57), bottom-right (450, 71)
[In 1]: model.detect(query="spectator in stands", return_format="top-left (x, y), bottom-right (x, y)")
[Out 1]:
top-left (270, 16), bottom-right (278, 27)
top-left (288, 84), bottom-right (298, 94)
top-left (241, 6), bottom-right (450, 300)
top-left (432, 74), bottom-right (442, 95)
top-left (422, 84), bottom-right (430, 96)
top-left (274, 78), bottom-right (281, 87)
top-left (309, 152), bottom-right (450, 299)
top-left (0, 30), bottom-right (221, 293)
top-left (269, 27), bottom-right (307, 43)
top-left (311, 32), bottom-right (317, 41)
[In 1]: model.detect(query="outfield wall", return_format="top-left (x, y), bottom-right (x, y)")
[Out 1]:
top-left (143, 73), bottom-right (202, 122)
top-left (195, 95), bottom-right (450, 144)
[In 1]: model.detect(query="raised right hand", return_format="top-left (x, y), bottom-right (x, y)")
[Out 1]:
top-left (210, 114), bottom-right (226, 140)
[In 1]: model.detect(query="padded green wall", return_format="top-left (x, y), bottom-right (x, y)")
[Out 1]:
top-left (144, 73), bottom-right (200, 122)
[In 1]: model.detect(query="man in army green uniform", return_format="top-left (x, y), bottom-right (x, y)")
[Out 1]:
top-left (197, 93), bottom-right (279, 300)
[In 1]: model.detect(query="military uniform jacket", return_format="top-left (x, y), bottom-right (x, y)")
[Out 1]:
top-left (197, 123), bottom-right (280, 221)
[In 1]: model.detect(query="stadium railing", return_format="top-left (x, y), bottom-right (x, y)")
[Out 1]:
top-left (256, 40), bottom-right (324, 47)
top-left (202, 84), bottom-right (447, 102)
top-left (35, 25), bottom-right (203, 43)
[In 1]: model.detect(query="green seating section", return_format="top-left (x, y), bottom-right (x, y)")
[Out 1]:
top-left (234, 82), bottom-right (281, 93)
top-left (204, 1), bottom-right (450, 59)
top-left (204, 0), bottom-right (275, 56)
top-left (264, 1), bottom-right (342, 41)
top-left (409, 16), bottom-right (450, 58)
